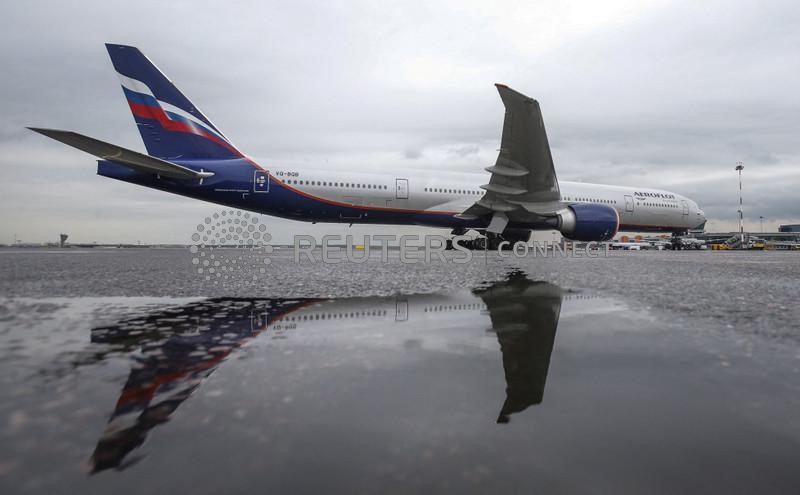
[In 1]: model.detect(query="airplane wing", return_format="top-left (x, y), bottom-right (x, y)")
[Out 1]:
top-left (28, 128), bottom-right (214, 181)
top-left (459, 85), bottom-right (563, 232)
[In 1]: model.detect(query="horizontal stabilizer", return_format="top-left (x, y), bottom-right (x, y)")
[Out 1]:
top-left (28, 128), bottom-right (213, 180)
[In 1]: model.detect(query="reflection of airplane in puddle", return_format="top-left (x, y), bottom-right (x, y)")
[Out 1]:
top-left (88, 272), bottom-right (566, 473)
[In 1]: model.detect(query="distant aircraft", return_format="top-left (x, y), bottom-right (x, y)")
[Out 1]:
top-left (31, 44), bottom-right (706, 247)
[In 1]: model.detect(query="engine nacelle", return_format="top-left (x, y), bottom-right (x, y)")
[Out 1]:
top-left (549, 203), bottom-right (619, 242)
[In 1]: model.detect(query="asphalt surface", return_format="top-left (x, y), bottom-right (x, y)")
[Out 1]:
top-left (0, 248), bottom-right (798, 494)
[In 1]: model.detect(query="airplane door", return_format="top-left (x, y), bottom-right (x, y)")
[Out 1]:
top-left (624, 194), bottom-right (634, 212)
top-left (395, 178), bottom-right (409, 199)
top-left (253, 170), bottom-right (269, 193)
top-left (681, 200), bottom-right (689, 215)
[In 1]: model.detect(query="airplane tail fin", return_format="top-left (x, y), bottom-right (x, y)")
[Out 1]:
top-left (105, 43), bottom-right (242, 160)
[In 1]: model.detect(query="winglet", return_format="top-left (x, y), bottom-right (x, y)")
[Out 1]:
top-left (495, 83), bottom-right (536, 107)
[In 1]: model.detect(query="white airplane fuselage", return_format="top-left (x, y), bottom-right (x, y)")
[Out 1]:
top-left (257, 164), bottom-right (706, 233)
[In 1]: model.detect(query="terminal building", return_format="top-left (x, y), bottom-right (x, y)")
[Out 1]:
top-left (779, 224), bottom-right (800, 233)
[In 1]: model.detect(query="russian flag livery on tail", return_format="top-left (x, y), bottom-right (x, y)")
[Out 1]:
top-left (30, 44), bottom-right (706, 246)
top-left (106, 44), bottom-right (242, 160)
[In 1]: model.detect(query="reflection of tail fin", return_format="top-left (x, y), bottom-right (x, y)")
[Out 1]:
top-left (86, 298), bottom-right (317, 474)
top-left (105, 43), bottom-right (242, 160)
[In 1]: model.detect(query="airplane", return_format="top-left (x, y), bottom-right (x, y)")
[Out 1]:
top-left (30, 44), bottom-right (706, 248)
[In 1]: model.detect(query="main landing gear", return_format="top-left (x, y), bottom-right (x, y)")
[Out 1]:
top-left (446, 229), bottom-right (530, 251)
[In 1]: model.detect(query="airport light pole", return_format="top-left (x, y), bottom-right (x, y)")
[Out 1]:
top-left (736, 162), bottom-right (744, 248)
top-left (760, 216), bottom-right (764, 233)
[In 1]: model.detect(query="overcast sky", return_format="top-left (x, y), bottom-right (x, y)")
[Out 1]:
top-left (1, 0), bottom-right (798, 244)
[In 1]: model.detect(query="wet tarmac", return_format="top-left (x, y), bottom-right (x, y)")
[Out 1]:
top-left (0, 249), bottom-right (798, 493)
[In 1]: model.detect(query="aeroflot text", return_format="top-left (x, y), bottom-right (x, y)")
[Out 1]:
top-left (292, 235), bottom-right (609, 264)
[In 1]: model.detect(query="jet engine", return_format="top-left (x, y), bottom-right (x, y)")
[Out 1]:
top-left (546, 203), bottom-right (619, 242)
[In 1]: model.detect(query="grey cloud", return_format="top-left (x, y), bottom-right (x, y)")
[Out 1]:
top-left (448, 144), bottom-right (480, 157)
top-left (403, 148), bottom-right (423, 160)
top-left (0, 0), bottom-right (798, 243)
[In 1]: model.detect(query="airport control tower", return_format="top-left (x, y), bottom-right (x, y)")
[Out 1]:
top-left (59, 233), bottom-right (68, 248)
